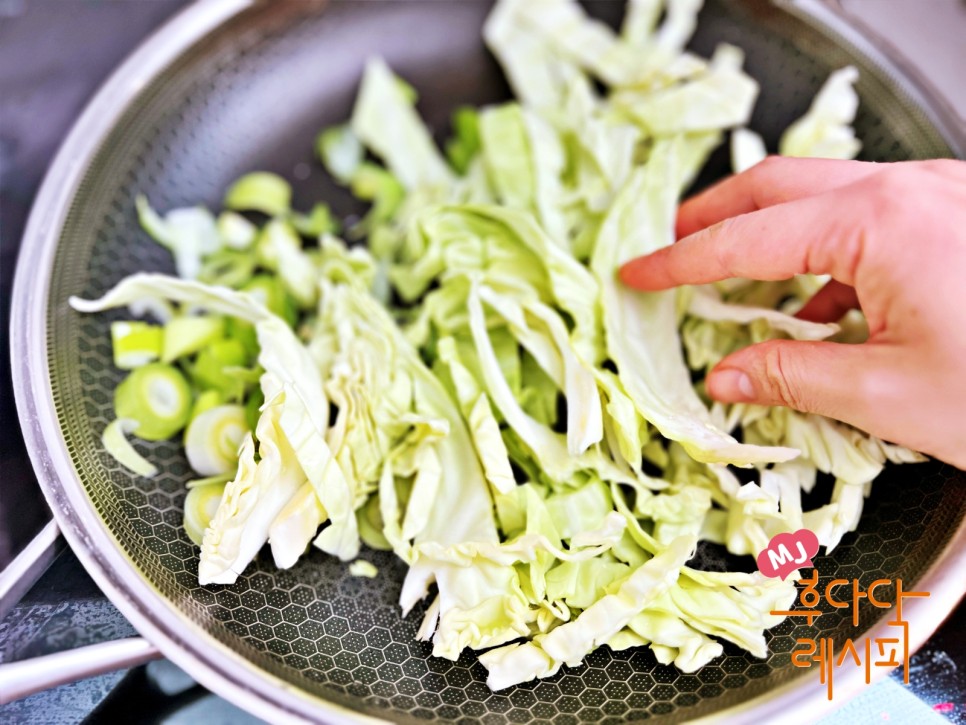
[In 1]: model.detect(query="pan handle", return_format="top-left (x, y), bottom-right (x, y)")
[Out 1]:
top-left (0, 521), bottom-right (65, 620)
top-left (0, 636), bottom-right (161, 704)
top-left (0, 522), bottom-right (161, 705)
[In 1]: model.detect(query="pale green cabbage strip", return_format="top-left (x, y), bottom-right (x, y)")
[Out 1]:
top-left (71, 0), bottom-right (925, 693)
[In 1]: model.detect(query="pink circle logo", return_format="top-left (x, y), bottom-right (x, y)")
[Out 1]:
top-left (756, 529), bottom-right (820, 580)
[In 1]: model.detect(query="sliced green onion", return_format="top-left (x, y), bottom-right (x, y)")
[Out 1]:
top-left (350, 163), bottom-right (405, 228)
top-left (197, 249), bottom-right (257, 288)
top-left (183, 482), bottom-right (227, 547)
top-left (244, 387), bottom-right (265, 432)
top-left (241, 274), bottom-right (298, 326)
top-left (114, 363), bottom-right (193, 440)
top-left (394, 76), bottom-right (418, 104)
top-left (161, 315), bottom-right (225, 363)
top-left (357, 495), bottom-right (392, 551)
top-left (135, 194), bottom-right (168, 242)
top-left (254, 225), bottom-right (283, 270)
top-left (224, 172), bottom-right (291, 217)
top-left (136, 196), bottom-right (220, 279)
top-left (226, 318), bottom-right (259, 359)
top-left (223, 366), bottom-right (263, 384)
top-left (217, 211), bottom-right (257, 250)
top-left (185, 404), bottom-right (250, 476)
top-left (102, 418), bottom-right (159, 477)
top-left (191, 390), bottom-right (224, 419)
top-left (191, 339), bottom-right (250, 398)
top-left (348, 560), bottom-right (379, 578)
top-left (111, 321), bottom-right (162, 370)
top-left (445, 106), bottom-right (481, 175)
top-left (186, 472), bottom-right (234, 490)
top-left (316, 125), bottom-right (363, 183)
top-left (291, 203), bottom-right (340, 238)
top-left (368, 224), bottom-right (400, 260)
top-left (254, 221), bottom-right (318, 309)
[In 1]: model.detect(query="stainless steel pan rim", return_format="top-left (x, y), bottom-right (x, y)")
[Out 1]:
top-left (9, 4), bottom-right (362, 722)
top-left (10, 1), bottom-right (964, 723)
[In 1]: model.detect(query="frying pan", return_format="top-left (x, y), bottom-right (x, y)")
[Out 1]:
top-left (8, 0), bottom-right (966, 722)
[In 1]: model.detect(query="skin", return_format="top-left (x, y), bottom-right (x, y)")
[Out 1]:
top-left (620, 156), bottom-right (966, 469)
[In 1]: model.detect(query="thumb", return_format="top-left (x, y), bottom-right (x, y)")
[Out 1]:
top-left (706, 340), bottom-right (877, 423)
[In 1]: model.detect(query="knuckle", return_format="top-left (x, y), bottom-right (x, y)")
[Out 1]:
top-left (865, 165), bottom-right (912, 201)
top-left (710, 217), bottom-right (742, 272)
top-left (917, 159), bottom-right (966, 195)
top-left (758, 343), bottom-right (808, 411)
top-left (753, 154), bottom-right (785, 177)
top-left (806, 185), bottom-right (879, 281)
top-left (856, 366), bottom-right (887, 406)
top-left (747, 156), bottom-right (786, 204)
top-left (819, 217), bottom-right (867, 282)
top-left (918, 158), bottom-right (958, 176)
top-left (856, 359), bottom-right (902, 410)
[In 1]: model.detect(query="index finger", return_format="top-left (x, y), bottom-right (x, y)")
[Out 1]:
top-left (676, 156), bottom-right (884, 238)
top-left (622, 187), bottom-right (870, 290)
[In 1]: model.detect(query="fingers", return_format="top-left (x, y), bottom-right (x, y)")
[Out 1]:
top-left (795, 280), bottom-right (860, 323)
top-left (620, 187), bottom-right (870, 291)
top-left (706, 339), bottom-right (879, 423)
top-left (676, 157), bottom-right (885, 238)
top-left (623, 158), bottom-right (886, 291)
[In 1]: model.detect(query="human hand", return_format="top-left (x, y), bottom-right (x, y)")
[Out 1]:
top-left (620, 157), bottom-right (966, 469)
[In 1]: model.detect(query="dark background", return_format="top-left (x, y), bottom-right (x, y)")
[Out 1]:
top-left (0, 0), bottom-right (188, 569)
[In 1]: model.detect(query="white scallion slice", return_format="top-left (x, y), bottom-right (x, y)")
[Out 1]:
top-left (184, 482), bottom-right (227, 547)
top-left (216, 211), bottom-right (257, 250)
top-left (101, 418), bottom-right (159, 477)
top-left (184, 404), bottom-right (250, 476)
top-left (114, 363), bottom-right (193, 441)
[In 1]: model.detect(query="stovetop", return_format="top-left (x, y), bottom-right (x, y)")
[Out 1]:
top-left (1, 2), bottom-right (963, 723)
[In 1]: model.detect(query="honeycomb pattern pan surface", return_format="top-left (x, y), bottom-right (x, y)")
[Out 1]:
top-left (11, 1), bottom-right (966, 723)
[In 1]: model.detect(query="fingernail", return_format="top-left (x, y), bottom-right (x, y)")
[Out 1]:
top-left (709, 369), bottom-right (755, 402)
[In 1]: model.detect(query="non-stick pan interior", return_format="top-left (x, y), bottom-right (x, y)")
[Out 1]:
top-left (44, 1), bottom-right (964, 722)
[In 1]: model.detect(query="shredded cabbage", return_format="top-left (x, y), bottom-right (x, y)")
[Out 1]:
top-left (780, 66), bottom-right (861, 159)
top-left (184, 404), bottom-right (250, 476)
top-left (70, 0), bottom-right (926, 693)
